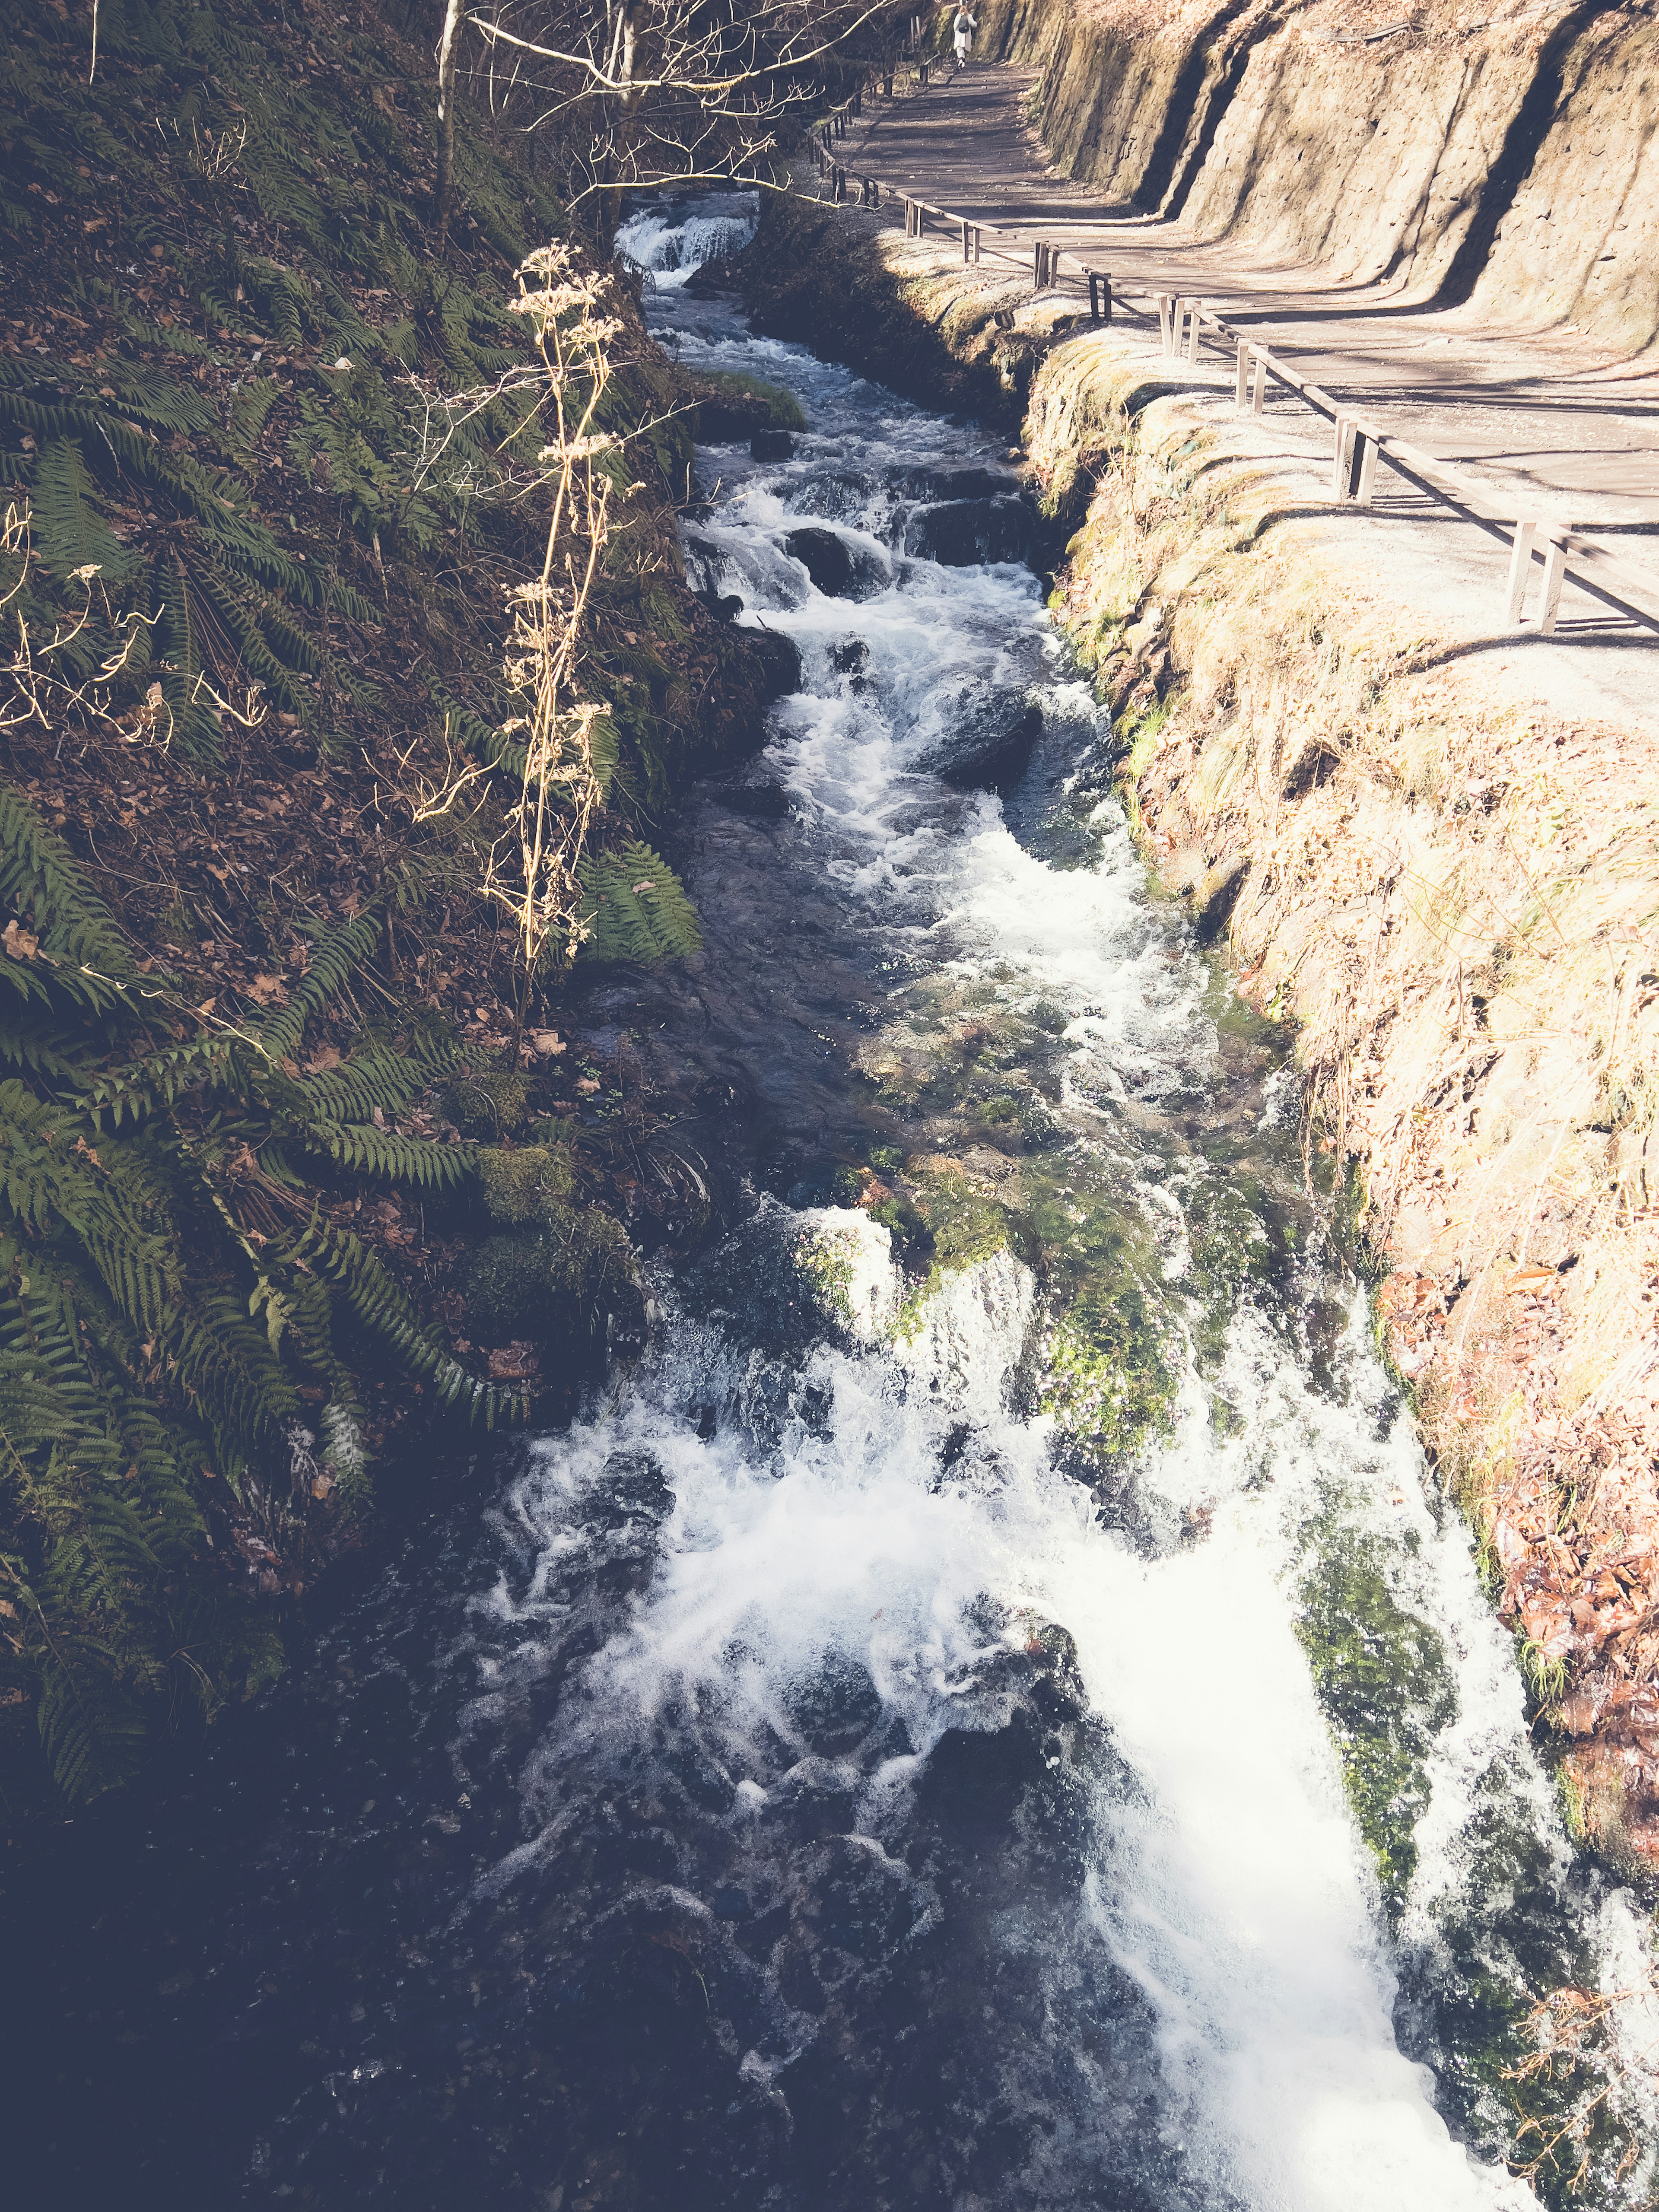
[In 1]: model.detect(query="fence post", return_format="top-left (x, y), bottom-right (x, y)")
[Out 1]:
top-left (1505, 521), bottom-right (1537, 625)
top-left (919, 59), bottom-right (929, 85)
top-left (1330, 415), bottom-right (1352, 499)
top-left (1185, 301), bottom-right (1201, 362)
top-left (1355, 431), bottom-right (1378, 505)
top-left (882, 73), bottom-right (893, 96)
top-left (1157, 294), bottom-right (1172, 354)
top-left (1235, 340), bottom-right (1249, 410)
top-left (1252, 352), bottom-right (1267, 414)
top-left (1538, 534), bottom-right (1568, 635)
top-left (1088, 272), bottom-right (1111, 322)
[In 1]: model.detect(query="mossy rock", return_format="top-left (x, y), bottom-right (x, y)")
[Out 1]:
top-left (477, 1141), bottom-right (575, 1226)
top-left (445, 1070), bottom-right (528, 1139)
top-left (541, 1200), bottom-right (635, 1302)
top-left (1039, 1277), bottom-right (1176, 1464)
top-left (462, 1205), bottom-right (636, 1338)
top-left (464, 1232), bottom-right (549, 1338)
top-left (690, 368), bottom-right (807, 439)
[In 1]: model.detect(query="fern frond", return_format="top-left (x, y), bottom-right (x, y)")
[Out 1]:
top-left (302, 1119), bottom-right (474, 1189)
top-left (34, 1630), bottom-right (149, 1802)
top-left (26, 438), bottom-right (141, 583)
top-left (256, 911), bottom-right (381, 1061)
top-left (291, 1043), bottom-right (428, 1121)
top-left (289, 1211), bottom-right (525, 1430)
top-left (0, 785), bottom-right (137, 994)
top-left (85, 1034), bottom-right (246, 1126)
top-left (577, 842), bottom-right (702, 966)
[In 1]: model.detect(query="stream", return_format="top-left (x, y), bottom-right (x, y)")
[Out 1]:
top-left (10, 197), bottom-right (1658, 2212)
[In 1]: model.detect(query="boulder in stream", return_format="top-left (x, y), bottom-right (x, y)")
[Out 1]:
top-left (741, 624), bottom-right (803, 699)
top-left (903, 496), bottom-right (1033, 569)
top-left (783, 524), bottom-right (855, 596)
top-left (913, 680), bottom-right (1043, 793)
top-left (752, 427), bottom-right (796, 461)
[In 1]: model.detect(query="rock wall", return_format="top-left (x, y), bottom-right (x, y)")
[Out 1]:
top-left (969, 0), bottom-right (1659, 355)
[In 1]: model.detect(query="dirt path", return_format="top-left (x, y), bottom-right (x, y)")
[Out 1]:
top-left (826, 63), bottom-right (1659, 728)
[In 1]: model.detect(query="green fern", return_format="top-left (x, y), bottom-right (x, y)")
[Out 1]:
top-left (0, 785), bottom-right (136, 995)
top-left (227, 373), bottom-right (280, 458)
top-left (578, 842), bottom-right (702, 966)
top-left (302, 1119), bottom-right (475, 1189)
top-left (26, 438), bottom-right (140, 584)
top-left (256, 911), bottom-right (381, 1061)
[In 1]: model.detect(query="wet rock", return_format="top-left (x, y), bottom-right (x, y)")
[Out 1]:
top-left (715, 782), bottom-right (791, 821)
top-left (751, 427), bottom-right (796, 461)
top-left (764, 1756), bottom-right (861, 1839)
top-left (1189, 851), bottom-right (1248, 939)
top-left (739, 624), bottom-right (802, 699)
top-left (899, 464), bottom-right (1014, 503)
top-left (783, 525), bottom-right (858, 597)
top-left (902, 495), bottom-right (1033, 569)
top-left (913, 679), bottom-right (1042, 793)
top-left (782, 1653), bottom-right (884, 1756)
top-left (829, 636), bottom-right (869, 677)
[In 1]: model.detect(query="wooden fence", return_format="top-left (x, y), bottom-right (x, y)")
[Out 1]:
top-left (798, 82), bottom-right (1659, 640)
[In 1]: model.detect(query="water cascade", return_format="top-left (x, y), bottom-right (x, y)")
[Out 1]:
top-left (15, 196), bottom-right (1656, 2212)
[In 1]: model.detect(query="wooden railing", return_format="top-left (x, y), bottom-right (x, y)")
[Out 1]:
top-left (797, 96), bottom-right (1659, 640)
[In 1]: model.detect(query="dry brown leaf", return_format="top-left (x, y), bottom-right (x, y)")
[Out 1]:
top-left (2, 919), bottom-right (40, 961)
top-left (246, 973), bottom-right (286, 1005)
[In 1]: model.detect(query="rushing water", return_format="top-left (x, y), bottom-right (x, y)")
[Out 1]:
top-left (10, 198), bottom-right (1657, 2212)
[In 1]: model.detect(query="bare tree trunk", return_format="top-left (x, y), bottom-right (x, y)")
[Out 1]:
top-left (434, 0), bottom-right (465, 245)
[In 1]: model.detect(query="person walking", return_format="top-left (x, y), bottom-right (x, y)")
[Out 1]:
top-left (953, 7), bottom-right (977, 65)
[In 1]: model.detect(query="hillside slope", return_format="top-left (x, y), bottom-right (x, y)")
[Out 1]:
top-left (0, 0), bottom-right (778, 1819)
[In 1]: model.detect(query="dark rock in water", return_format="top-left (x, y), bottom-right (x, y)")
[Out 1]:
top-left (589, 1449), bottom-right (674, 1531)
top-left (913, 680), bottom-right (1042, 793)
top-left (680, 529), bottom-right (721, 593)
top-left (715, 782), bottom-right (791, 821)
top-left (741, 623), bottom-right (802, 700)
top-left (699, 588), bottom-right (744, 623)
top-left (782, 1653), bottom-right (884, 1755)
top-left (829, 636), bottom-right (869, 676)
top-left (751, 427), bottom-right (796, 461)
top-left (783, 524), bottom-right (856, 597)
top-left (782, 467), bottom-right (883, 522)
top-left (680, 1198), bottom-right (861, 1354)
top-left (903, 495), bottom-right (1033, 569)
top-left (899, 464), bottom-right (1013, 503)
top-left (694, 388), bottom-right (771, 442)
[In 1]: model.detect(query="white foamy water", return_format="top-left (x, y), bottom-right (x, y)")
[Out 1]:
top-left (460, 198), bottom-right (1658, 2209)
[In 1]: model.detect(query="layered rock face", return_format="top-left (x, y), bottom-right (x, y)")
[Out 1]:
top-left (976, 0), bottom-right (1659, 356)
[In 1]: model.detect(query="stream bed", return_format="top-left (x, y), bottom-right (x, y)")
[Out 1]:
top-left (9, 199), bottom-right (1657, 2212)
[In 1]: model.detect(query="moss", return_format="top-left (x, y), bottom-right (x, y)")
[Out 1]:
top-left (464, 1230), bottom-right (549, 1336)
top-left (444, 1070), bottom-right (528, 1139)
top-left (691, 367), bottom-right (807, 432)
top-left (1040, 1277), bottom-right (1176, 1463)
top-left (1293, 1515), bottom-right (1455, 1908)
top-left (477, 1141), bottom-right (575, 1225)
top-left (462, 1205), bottom-right (634, 1338)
